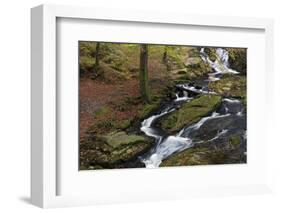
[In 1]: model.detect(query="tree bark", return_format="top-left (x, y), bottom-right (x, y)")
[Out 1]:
top-left (162, 46), bottom-right (167, 63)
top-left (95, 42), bottom-right (100, 70)
top-left (139, 44), bottom-right (151, 103)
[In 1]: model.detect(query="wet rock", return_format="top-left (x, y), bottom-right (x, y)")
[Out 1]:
top-left (229, 135), bottom-right (241, 147)
top-left (101, 131), bottom-right (147, 148)
top-left (160, 133), bottom-right (246, 167)
top-left (209, 75), bottom-right (246, 99)
top-left (225, 48), bottom-right (247, 74)
top-left (158, 94), bottom-right (222, 133)
top-left (188, 82), bottom-right (195, 87)
top-left (188, 115), bottom-right (246, 141)
top-left (218, 99), bottom-right (244, 114)
top-left (160, 147), bottom-right (228, 167)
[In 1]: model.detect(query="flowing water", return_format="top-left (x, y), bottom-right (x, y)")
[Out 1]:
top-left (140, 48), bottom-right (246, 168)
top-left (200, 48), bottom-right (239, 81)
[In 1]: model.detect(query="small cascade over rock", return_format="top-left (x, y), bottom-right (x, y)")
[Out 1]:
top-left (200, 48), bottom-right (239, 81)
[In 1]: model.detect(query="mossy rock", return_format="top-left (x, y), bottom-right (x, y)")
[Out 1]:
top-left (100, 131), bottom-right (147, 148)
top-left (100, 131), bottom-right (153, 166)
top-left (185, 58), bottom-right (212, 79)
top-left (108, 140), bottom-right (152, 165)
top-left (204, 47), bottom-right (218, 62)
top-left (229, 135), bottom-right (241, 146)
top-left (117, 119), bottom-right (131, 130)
top-left (160, 147), bottom-right (227, 167)
top-left (80, 132), bottom-right (153, 169)
top-left (138, 100), bottom-right (161, 120)
top-left (158, 94), bottom-right (222, 133)
top-left (225, 48), bottom-right (247, 74)
top-left (209, 75), bottom-right (246, 99)
top-left (176, 74), bottom-right (190, 81)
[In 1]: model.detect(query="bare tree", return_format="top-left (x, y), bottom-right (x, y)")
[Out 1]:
top-left (139, 44), bottom-right (151, 103)
top-left (95, 42), bottom-right (100, 70)
top-left (162, 46), bottom-right (168, 63)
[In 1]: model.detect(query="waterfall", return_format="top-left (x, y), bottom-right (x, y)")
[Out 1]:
top-left (200, 48), bottom-right (239, 81)
top-left (140, 109), bottom-right (173, 138)
top-left (142, 136), bottom-right (193, 168)
top-left (174, 91), bottom-right (191, 102)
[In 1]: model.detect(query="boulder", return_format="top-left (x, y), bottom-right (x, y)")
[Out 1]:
top-left (209, 75), bottom-right (246, 99)
top-left (80, 131), bottom-right (153, 169)
top-left (188, 115), bottom-right (246, 141)
top-left (160, 133), bottom-right (246, 167)
top-left (101, 131), bottom-right (148, 148)
top-left (157, 94), bottom-right (222, 133)
top-left (160, 147), bottom-right (227, 167)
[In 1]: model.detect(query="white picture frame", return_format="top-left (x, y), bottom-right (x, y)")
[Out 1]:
top-left (31, 4), bottom-right (274, 208)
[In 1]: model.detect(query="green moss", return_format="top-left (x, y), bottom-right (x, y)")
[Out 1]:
top-left (167, 147), bottom-right (209, 166)
top-left (225, 48), bottom-right (247, 74)
top-left (95, 106), bottom-right (111, 117)
top-left (176, 74), bottom-right (189, 81)
top-left (158, 46), bottom-right (194, 71)
top-left (204, 47), bottom-right (218, 62)
top-left (117, 119), bottom-right (131, 130)
top-left (209, 75), bottom-right (246, 99)
top-left (80, 132), bottom-right (153, 169)
top-left (184, 58), bottom-right (212, 79)
top-left (138, 100), bottom-right (161, 120)
top-left (229, 135), bottom-right (241, 146)
top-left (101, 131), bottom-right (146, 148)
top-left (79, 55), bottom-right (95, 74)
top-left (160, 147), bottom-right (227, 167)
top-left (241, 96), bottom-right (247, 108)
top-left (108, 141), bottom-right (152, 164)
top-left (159, 95), bottom-right (222, 133)
top-left (173, 79), bottom-right (190, 84)
top-left (87, 118), bottom-right (116, 135)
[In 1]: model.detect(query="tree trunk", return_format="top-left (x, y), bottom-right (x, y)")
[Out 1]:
top-left (162, 46), bottom-right (167, 63)
top-left (95, 42), bottom-right (100, 70)
top-left (139, 44), bottom-right (151, 103)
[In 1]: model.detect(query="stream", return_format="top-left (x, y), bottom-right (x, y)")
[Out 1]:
top-left (140, 48), bottom-right (247, 168)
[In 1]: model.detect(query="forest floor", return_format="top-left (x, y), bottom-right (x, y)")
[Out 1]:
top-left (79, 63), bottom-right (171, 141)
top-left (79, 78), bottom-right (140, 140)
